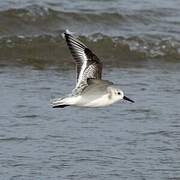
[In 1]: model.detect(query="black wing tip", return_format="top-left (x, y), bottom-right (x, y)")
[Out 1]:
top-left (64, 29), bottom-right (72, 37)
top-left (64, 32), bottom-right (70, 40)
top-left (64, 30), bottom-right (75, 43)
top-left (52, 104), bottom-right (70, 108)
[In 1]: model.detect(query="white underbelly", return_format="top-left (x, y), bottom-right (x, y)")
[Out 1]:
top-left (77, 94), bottom-right (115, 107)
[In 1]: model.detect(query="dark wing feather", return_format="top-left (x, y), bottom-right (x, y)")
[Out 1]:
top-left (84, 48), bottom-right (102, 79)
top-left (64, 32), bottom-right (87, 81)
top-left (64, 31), bottom-right (102, 90)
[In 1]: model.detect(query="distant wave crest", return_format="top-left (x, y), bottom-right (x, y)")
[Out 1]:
top-left (0, 34), bottom-right (179, 67)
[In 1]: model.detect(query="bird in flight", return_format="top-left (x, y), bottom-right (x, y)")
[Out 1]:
top-left (51, 30), bottom-right (134, 108)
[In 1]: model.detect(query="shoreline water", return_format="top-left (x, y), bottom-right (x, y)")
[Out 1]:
top-left (0, 1), bottom-right (180, 179)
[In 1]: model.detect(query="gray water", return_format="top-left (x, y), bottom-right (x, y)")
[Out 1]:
top-left (1, 0), bottom-right (180, 38)
top-left (0, 63), bottom-right (180, 179)
top-left (0, 0), bottom-right (180, 179)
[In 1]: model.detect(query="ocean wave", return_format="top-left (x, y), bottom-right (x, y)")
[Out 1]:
top-left (0, 34), bottom-right (179, 67)
top-left (0, 5), bottom-right (125, 36)
top-left (1, 4), bottom-right (179, 38)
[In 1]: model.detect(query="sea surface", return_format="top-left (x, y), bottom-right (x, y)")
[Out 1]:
top-left (0, 0), bottom-right (180, 179)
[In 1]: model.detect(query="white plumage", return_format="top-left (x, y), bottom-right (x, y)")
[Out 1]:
top-left (51, 30), bottom-right (134, 108)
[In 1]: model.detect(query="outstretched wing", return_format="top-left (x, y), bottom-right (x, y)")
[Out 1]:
top-left (64, 30), bottom-right (102, 91)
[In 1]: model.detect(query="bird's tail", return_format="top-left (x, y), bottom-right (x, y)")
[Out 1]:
top-left (50, 97), bottom-right (70, 108)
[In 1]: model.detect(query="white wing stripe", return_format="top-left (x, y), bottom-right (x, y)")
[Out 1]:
top-left (64, 30), bottom-right (102, 92)
top-left (76, 57), bottom-right (87, 87)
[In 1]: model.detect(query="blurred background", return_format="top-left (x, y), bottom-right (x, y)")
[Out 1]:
top-left (0, 0), bottom-right (180, 179)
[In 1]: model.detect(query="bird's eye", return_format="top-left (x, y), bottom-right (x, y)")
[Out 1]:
top-left (118, 92), bottom-right (121, 95)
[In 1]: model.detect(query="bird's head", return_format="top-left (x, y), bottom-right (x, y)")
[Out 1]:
top-left (107, 86), bottom-right (134, 103)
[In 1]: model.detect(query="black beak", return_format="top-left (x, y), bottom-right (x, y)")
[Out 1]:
top-left (123, 96), bottom-right (135, 103)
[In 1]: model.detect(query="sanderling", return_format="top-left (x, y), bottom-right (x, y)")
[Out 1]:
top-left (51, 30), bottom-right (134, 108)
